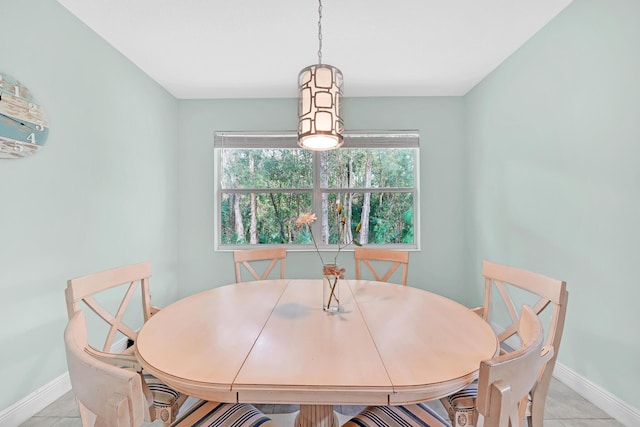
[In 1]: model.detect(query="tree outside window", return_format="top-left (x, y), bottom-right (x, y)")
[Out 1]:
top-left (215, 131), bottom-right (419, 251)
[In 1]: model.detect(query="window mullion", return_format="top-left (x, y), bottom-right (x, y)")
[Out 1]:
top-left (311, 151), bottom-right (325, 249)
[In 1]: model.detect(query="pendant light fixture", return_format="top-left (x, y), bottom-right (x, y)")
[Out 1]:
top-left (298, 0), bottom-right (344, 151)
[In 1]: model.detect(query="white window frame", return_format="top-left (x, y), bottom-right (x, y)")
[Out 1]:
top-left (213, 130), bottom-right (420, 252)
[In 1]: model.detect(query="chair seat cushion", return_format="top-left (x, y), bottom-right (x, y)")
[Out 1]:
top-left (440, 383), bottom-right (478, 427)
top-left (447, 383), bottom-right (478, 410)
top-left (173, 400), bottom-right (275, 427)
top-left (343, 403), bottom-right (450, 427)
top-left (144, 374), bottom-right (187, 423)
top-left (443, 380), bottom-right (533, 427)
top-left (145, 375), bottom-right (181, 407)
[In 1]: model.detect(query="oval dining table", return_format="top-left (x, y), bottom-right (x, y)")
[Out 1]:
top-left (135, 279), bottom-right (498, 427)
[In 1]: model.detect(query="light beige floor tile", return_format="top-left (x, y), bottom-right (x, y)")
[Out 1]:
top-left (545, 378), bottom-right (613, 420)
top-left (268, 410), bottom-right (300, 426)
top-left (336, 405), bottom-right (366, 416)
top-left (543, 419), bottom-right (624, 427)
top-left (255, 403), bottom-right (299, 415)
top-left (20, 416), bottom-right (82, 427)
top-left (34, 391), bottom-right (79, 418)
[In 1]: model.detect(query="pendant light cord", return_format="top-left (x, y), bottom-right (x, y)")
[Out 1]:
top-left (317, 0), bottom-right (323, 64)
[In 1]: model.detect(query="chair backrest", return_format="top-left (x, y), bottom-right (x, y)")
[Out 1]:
top-left (65, 262), bottom-right (158, 369)
top-left (65, 310), bottom-right (147, 427)
top-left (233, 247), bottom-right (287, 282)
top-left (480, 261), bottom-right (568, 420)
top-left (354, 247), bottom-right (409, 286)
top-left (476, 305), bottom-right (550, 427)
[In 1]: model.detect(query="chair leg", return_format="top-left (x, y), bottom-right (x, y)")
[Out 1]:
top-left (149, 403), bottom-right (176, 426)
top-left (144, 373), bottom-right (185, 425)
top-left (76, 397), bottom-right (97, 427)
top-left (528, 379), bottom-right (552, 427)
top-left (440, 396), bottom-right (476, 427)
top-left (528, 398), bottom-right (545, 427)
top-left (452, 407), bottom-right (475, 427)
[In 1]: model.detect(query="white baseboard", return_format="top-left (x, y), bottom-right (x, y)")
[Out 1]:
top-left (553, 362), bottom-right (640, 427)
top-left (0, 372), bottom-right (71, 427)
top-left (1, 361), bottom-right (638, 427)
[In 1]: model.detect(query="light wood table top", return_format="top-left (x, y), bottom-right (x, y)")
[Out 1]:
top-left (135, 279), bottom-right (498, 427)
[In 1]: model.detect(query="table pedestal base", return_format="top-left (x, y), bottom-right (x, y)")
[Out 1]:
top-left (295, 404), bottom-right (338, 427)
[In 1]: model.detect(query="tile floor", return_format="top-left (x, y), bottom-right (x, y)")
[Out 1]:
top-left (20, 378), bottom-right (623, 426)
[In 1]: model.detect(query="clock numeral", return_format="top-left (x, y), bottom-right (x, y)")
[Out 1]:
top-left (35, 122), bottom-right (45, 131)
top-left (29, 103), bottom-right (42, 118)
top-left (14, 85), bottom-right (20, 97)
top-left (27, 132), bottom-right (36, 144)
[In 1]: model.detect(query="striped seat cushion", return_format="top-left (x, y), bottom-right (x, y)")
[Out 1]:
top-left (447, 383), bottom-right (478, 409)
top-left (143, 374), bottom-right (184, 423)
top-left (173, 400), bottom-right (275, 427)
top-left (145, 375), bottom-right (181, 407)
top-left (343, 402), bottom-right (451, 427)
top-left (444, 382), bottom-right (532, 427)
top-left (441, 383), bottom-right (477, 427)
top-left (440, 382), bottom-right (531, 427)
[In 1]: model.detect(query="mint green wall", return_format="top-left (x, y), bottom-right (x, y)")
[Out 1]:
top-left (177, 97), bottom-right (469, 299)
top-left (466, 0), bottom-right (640, 408)
top-left (0, 0), bottom-right (180, 411)
top-left (2, 0), bottom-right (638, 421)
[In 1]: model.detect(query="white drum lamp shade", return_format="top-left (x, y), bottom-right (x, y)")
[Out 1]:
top-left (298, 64), bottom-right (344, 150)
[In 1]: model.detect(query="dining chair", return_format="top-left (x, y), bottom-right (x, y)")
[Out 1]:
top-left (64, 310), bottom-right (278, 427)
top-left (65, 262), bottom-right (187, 425)
top-left (354, 247), bottom-right (409, 286)
top-left (233, 247), bottom-right (287, 282)
top-left (441, 260), bottom-right (568, 427)
top-left (342, 304), bottom-right (551, 427)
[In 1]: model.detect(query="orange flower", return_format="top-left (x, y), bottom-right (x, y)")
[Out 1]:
top-left (323, 264), bottom-right (346, 279)
top-left (295, 212), bottom-right (317, 227)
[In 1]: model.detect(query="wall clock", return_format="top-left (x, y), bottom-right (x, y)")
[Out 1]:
top-left (0, 72), bottom-right (50, 159)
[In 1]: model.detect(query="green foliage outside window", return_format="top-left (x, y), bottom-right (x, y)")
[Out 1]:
top-left (217, 134), bottom-right (418, 249)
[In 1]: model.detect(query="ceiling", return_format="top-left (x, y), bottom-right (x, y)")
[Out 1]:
top-left (56, 0), bottom-right (572, 99)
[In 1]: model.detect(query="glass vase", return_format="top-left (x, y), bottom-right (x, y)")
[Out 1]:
top-left (322, 263), bottom-right (340, 313)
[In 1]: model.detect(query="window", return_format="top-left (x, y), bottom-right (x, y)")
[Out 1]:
top-left (214, 131), bottom-right (419, 251)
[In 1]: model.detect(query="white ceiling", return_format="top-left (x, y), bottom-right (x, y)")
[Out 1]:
top-left (56, 0), bottom-right (572, 99)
